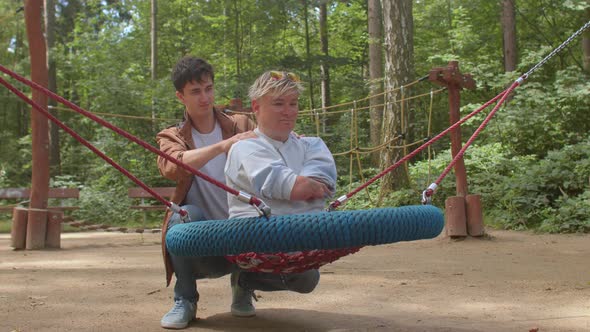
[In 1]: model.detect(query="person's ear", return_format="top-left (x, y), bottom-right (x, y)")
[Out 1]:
top-left (251, 99), bottom-right (260, 114)
top-left (175, 90), bottom-right (185, 104)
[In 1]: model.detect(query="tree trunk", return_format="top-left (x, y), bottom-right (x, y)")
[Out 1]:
top-left (25, 0), bottom-right (50, 248)
top-left (368, 0), bottom-right (383, 163)
top-left (151, 0), bottom-right (157, 131)
top-left (303, 0), bottom-right (315, 110)
top-left (15, 9), bottom-right (29, 137)
top-left (379, 0), bottom-right (414, 197)
top-left (583, 6), bottom-right (590, 74)
top-left (233, 0), bottom-right (242, 85)
top-left (45, 0), bottom-right (60, 175)
top-left (319, 3), bottom-right (330, 134)
top-left (501, 0), bottom-right (517, 72)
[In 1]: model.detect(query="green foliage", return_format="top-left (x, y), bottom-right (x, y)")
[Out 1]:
top-left (73, 168), bottom-right (137, 225)
top-left (488, 67), bottom-right (590, 157)
top-left (338, 140), bottom-right (590, 234)
top-left (538, 190), bottom-right (590, 233)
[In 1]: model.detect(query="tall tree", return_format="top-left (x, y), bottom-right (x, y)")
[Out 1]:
top-left (584, 5), bottom-right (590, 74)
top-left (319, 1), bottom-right (331, 133)
top-left (501, 0), bottom-right (517, 72)
top-left (379, 0), bottom-right (413, 197)
top-left (150, 0), bottom-right (157, 130)
top-left (45, 0), bottom-right (60, 175)
top-left (303, 0), bottom-right (315, 109)
top-left (368, 0), bottom-right (383, 159)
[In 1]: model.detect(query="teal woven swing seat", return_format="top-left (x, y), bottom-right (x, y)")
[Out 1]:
top-left (166, 205), bottom-right (444, 273)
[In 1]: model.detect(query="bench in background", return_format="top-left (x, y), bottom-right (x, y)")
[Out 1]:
top-left (128, 187), bottom-right (175, 225)
top-left (128, 187), bottom-right (175, 210)
top-left (0, 188), bottom-right (80, 213)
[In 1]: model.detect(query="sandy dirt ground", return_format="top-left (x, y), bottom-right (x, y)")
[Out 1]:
top-left (0, 229), bottom-right (589, 332)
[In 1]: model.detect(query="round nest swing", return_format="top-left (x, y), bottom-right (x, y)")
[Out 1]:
top-left (166, 205), bottom-right (444, 273)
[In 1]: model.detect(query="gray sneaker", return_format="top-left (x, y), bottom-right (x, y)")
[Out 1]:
top-left (230, 271), bottom-right (256, 317)
top-left (160, 297), bottom-right (196, 329)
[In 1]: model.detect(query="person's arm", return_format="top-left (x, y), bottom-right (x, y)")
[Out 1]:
top-left (289, 176), bottom-right (332, 201)
top-left (181, 131), bottom-right (256, 170)
top-left (226, 139), bottom-right (333, 202)
top-left (298, 137), bottom-right (337, 195)
top-left (157, 128), bottom-right (255, 181)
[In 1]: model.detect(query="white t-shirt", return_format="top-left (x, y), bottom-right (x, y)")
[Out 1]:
top-left (184, 122), bottom-right (229, 220)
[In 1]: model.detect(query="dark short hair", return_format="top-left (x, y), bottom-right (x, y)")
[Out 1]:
top-left (171, 56), bottom-right (215, 91)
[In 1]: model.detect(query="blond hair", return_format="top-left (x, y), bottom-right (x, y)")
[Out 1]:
top-left (248, 71), bottom-right (304, 100)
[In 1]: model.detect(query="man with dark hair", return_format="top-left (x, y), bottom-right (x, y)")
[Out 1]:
top-left (156, 56), bottom-right (256, 329)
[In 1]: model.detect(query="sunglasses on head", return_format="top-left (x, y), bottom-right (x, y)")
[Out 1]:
top-left (269, 71), bottom-right (301, 82)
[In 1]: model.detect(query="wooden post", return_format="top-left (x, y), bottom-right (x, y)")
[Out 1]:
top-left (429, 61), bottom-right (475, 197)
top-left (26, 208), bottom-right (48, 250)
top-left (445, 196), bottom-right (467, 237)
top-left (46, 210), bottom-right (63, 248)
top-left (430, 61), bottom-right (482, 237)
top-left (25, 0), bottom-right (50, 249)
top-left (11, 207), bottom-right (28, 249)
top-left (229, 98), bottom-right (243, 112)
top-left (466, 194), bottom-right (485, 236)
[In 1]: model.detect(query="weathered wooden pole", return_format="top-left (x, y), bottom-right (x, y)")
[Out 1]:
top-left (429, 61), bottom-right (474, 196)
top-left (24, 0), bottom-right (50, 249)
top-left (429, 61), bottom-right (481, 237)
top-left (11, 207), bottom-right (28, 249)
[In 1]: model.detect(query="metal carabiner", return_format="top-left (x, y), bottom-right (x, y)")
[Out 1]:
top-left (421, 183), bottom-right (438, 205)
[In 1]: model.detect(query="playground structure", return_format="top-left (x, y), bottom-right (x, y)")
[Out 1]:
top-left (1, 1), bottom-right (588, 257)
top-left (2, 7), bottom-right (486, 251)
top-left (2, 58), bottom-right (479, 252)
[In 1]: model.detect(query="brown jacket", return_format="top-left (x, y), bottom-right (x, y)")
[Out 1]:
top-left (156, 108), bottom-right (255, 286)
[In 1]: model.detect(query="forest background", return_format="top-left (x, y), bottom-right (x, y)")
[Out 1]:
top-left (0, 0), bottom-right (588, 233)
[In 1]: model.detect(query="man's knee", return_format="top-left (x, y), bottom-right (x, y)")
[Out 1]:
top-left (287, 269), bottom-right (320, 294)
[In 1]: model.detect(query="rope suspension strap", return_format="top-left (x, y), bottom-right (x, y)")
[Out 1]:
top-left (0, 75), bottom-right (192, 220)
top-left (332, 20), bottom-right (590, 210)
top-left (237, 192), bottom-right (271, 219)
top-left (421, 81), bottom-right (518, 204)
top-left (328, 90), bottom-right (506, 211)
top-left (521, 20), bottom-right (590, 81)
top-left (422, 20), bottom-right (590, 203)
top-left (0, 64), bottom-right (270, 218)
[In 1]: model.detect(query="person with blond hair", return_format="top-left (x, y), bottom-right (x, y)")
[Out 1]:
top-left (224, 70), bottom-right (337, 317)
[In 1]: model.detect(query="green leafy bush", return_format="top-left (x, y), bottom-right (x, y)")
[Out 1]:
top-left (489, 139), bottom-right (590, 232)
top-left (337, 140), bottom-right (589, 234)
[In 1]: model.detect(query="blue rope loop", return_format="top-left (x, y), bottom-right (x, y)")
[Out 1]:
top-left (166, 205), bottom-right (444, 257)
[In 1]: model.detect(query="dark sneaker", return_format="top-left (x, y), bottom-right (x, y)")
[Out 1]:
top-left (160, 297), bottom-right (197, 329)
top-left (230, 271), bottom-right (256, 317)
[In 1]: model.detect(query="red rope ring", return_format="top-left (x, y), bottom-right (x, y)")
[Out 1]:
top-left (225, 247), bottom-right (362, 274)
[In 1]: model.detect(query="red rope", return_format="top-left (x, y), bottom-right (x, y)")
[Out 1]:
top-left (433, 81), bottom-right (520, 186)
top-left (0, 64), bottom-right (263, 209)
top-left (329, 86), bottom-right (509, 210)
top-left (0, 76), bottom-right (175, 209)
top-left (226, 248), bottom-right (361, 274)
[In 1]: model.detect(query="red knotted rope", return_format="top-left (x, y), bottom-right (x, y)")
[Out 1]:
top-left (433, 81), bottom-right (519, 187)
top-left (333, 21), bottom-right (590, 208)
top-left (328, 87), bottom-right (508, 210)
top-left (0, 75), bottom-right (178, 211)
top-left (0, 64), bottom-right (264, 210)
top-left (226, 247), bottom-right (361, 274)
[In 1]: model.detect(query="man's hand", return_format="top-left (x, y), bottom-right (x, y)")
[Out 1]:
top-left (290, 176), bottom-right (332, 201)
top-left (221, 130), bottom-right (257, 152)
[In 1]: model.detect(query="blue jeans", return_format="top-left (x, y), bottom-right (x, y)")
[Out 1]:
top-left (167, 205), bottom-right (320, 303)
